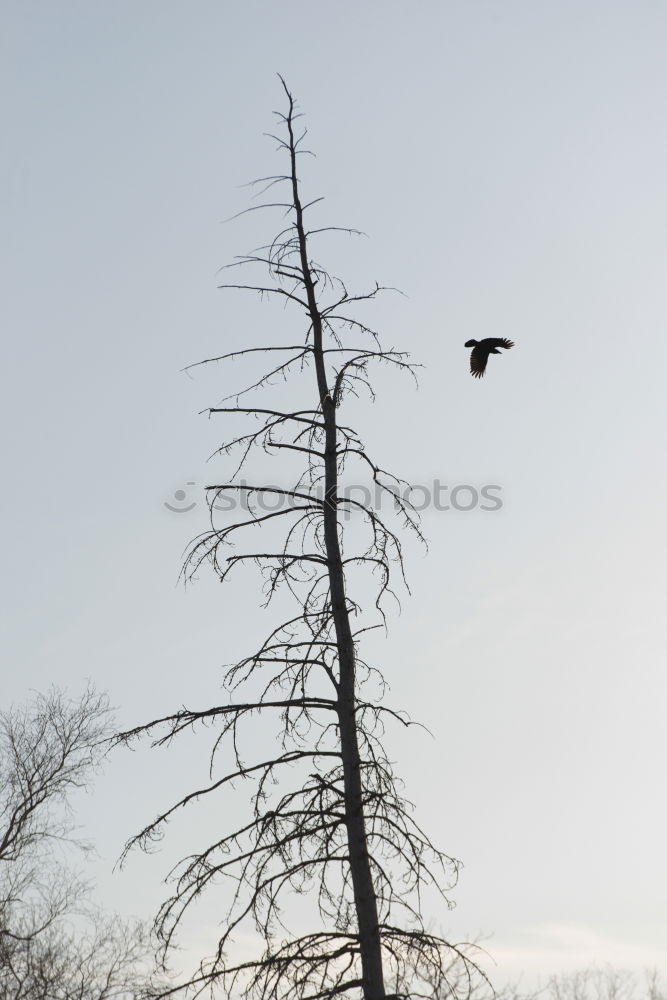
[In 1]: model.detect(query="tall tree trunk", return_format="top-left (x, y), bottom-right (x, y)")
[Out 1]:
top-left (286, 108), bottom-right (387, 1000)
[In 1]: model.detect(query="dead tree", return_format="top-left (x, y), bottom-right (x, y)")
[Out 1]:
top-left (118, 80), bottom-right (485, 1000)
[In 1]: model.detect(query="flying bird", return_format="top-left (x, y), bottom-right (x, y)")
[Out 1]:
top-left (465, 338), bottom-right (514, 378)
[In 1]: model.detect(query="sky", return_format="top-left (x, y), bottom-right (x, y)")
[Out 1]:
top-left (2, 0), bottom-right (667, 989)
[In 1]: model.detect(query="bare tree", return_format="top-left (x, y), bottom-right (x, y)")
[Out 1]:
top-left (117, 80), bottom-right (485, 1000)
top-left (0, 686), bottom-right (108, 869)
top-left (417, 958), bottom-right (667, 1000)
top-left (0, 912), bottom-right (150, 1000)
top-left (0, 688), bottom-right (151, 1000)
top-left (544, 968), bottom-right (667, 1000)
top-left (496, 967), bottom-right (667, 1000)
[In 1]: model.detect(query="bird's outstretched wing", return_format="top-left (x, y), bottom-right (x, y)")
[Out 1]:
top-left (469, 345), bottom-right (488, 378)
top-left (486, 338), bottom-right (515, 350)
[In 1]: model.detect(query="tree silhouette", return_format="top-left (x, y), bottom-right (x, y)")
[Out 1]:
top-left (118, 79), bottom-right (485, 1000)
top-left (0, 687), bottom-right (151, 1000)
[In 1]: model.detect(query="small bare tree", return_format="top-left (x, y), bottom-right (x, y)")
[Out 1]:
top-left (544, 968), bottom-right (667, 1000)
top-left (0, 687), bottom-right (151, 1000)
top-left (0, 687), bottom-right (107, 867)
top-left (118, 80), bottom-right (485, 1000)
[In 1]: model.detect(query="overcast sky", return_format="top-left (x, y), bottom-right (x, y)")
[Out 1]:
top-left (2, 0), bottom-right (667, 989)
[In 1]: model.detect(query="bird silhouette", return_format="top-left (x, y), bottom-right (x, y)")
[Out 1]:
top-left (465, 338), bottom-right (514, 378)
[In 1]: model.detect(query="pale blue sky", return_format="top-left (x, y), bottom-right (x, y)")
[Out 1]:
top-left (2, 0), bottom-right (667, 987)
